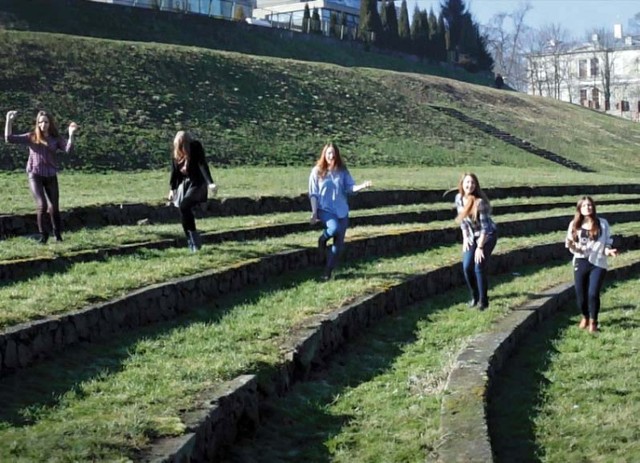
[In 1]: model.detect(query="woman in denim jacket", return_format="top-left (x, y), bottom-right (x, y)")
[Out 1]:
top-left (308, 143), bottom-right (371, 280)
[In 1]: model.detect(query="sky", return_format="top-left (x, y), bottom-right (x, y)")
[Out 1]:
top-left (410, 0), bottom-right (640, 40)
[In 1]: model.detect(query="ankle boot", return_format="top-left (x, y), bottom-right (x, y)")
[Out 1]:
top-left (188, 230), bottom-right (202, 252)
top-left (38, 232), bottom-right (49, 244)
top-left (53, 230), bottom-right (63, 242)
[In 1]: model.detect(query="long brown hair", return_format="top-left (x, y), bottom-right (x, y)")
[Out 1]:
top-left (315, 142), bottom-right (345, 178)
top-left (455, 172), bottom-right (491, 224)
top-left (571, 196), bottom-right (600, 240)
top-left (173, 130), bottom-right (192, 163)
top-left (30, 110), bottom-right (60, 145)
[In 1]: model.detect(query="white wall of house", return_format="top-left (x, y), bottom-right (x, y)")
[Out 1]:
top-left (527, 40), bottom-right (640, 121)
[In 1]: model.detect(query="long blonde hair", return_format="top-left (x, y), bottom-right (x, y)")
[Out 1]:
top-left (455, 172), bottom-right (491, 223)
top-left (30, 110), bottom-right (60, 145)
top-left (173, 130), bottom-right (192, 162)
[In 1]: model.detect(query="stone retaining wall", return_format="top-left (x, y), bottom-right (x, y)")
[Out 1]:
top-left (3, 209), bottom-right (639, 285)
top-left (2, 209), bottom-right (638, 377)
top-left (143, 238), bottom-right (640, 462)
top-left (2, 185), bottom-right (638, 237)
top-left (437, 260), bottom-right (640, 462)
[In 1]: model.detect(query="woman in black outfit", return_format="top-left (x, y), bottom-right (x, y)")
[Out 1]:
top-left (168, 131), bottom-right (217, 252)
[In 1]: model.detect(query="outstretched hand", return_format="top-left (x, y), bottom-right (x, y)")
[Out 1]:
top-left (68, 122), bottom-right (79, 135)
top-left (6, 110), bottom-right (18, 121)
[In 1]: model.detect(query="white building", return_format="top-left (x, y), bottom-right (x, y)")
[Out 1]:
top-left (252, 0), bottom-right (359, 36)
top-left (527, 33), bottom-right (640, 121)
top-left (90, 0), bottom-right (255, 21)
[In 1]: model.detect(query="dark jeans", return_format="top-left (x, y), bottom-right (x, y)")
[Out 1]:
top-left (462, 233), bottom-right (498, 307)
top-left (573, 258), bottom-right (607, 322)
top-left (178, 183), bottom-right (207, 235)
top-left (28, 173), bottom-right (61, 235)
top-left (319, 211), bottom-right (349, 272)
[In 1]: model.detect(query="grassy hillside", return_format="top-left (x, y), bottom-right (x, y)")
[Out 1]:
top-left (0, 0), bottom-right (489, 82)
top-left (1, 29), bottom-right (639, 174)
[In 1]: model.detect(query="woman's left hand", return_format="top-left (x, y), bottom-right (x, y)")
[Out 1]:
top-left (68, 122), bottom-right (79, 135)
top-left (474, 247), bottom-right (485, 263)
top-left (208, 183), bottom-right (218, 196)
top-left (605, 247), bottom-right (619, 257)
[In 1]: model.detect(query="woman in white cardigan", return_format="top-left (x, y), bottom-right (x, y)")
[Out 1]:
top-left (565, 196), bottom-right (619, 332)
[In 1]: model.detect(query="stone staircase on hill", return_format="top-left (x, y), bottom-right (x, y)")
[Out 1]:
top-left (430, 105), bottom-right (595, 173)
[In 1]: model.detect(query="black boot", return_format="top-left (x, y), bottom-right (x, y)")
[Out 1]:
top-left (53, 230), bottom-right (63, 242)
top-left (38, 232), bottom-right (49, 244)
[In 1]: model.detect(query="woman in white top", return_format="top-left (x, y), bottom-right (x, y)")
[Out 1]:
top-left (565, 196), bottom-right (618, 332)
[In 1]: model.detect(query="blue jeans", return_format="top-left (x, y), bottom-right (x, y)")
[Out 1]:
top-left (462, 233), bottom-right (498, 307)
top-left (573, 258), bottom-right (607, 322)
top-left (319, 211), bottom-right (349, 273)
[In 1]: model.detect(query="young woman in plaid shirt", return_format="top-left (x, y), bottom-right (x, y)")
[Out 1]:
top-left (5, 110), bottom-right (78, 243)
top-left (455, 173), bottom-right (498, 310)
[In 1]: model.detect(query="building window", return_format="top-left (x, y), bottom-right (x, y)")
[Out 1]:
top-left (580, 89), bottom-right (587, 105)
top-left (590, 58), bottom-right (599, 77)
top-left (592, 88), bottom-right (600, 109)
top-left (578, 59), bottom-right (587, 78)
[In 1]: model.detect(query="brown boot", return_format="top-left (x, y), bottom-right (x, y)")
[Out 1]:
top-left (579, 317), bottom-right (589, 329)
top-left (588, 320), bottom-right (598, 333)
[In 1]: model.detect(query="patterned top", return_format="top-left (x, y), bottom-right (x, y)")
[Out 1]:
top-left (308, 167), bottom-right (356, 219)
top-left (565, 217), bottom-right (613, 269)
top-left (455, 193), bottom-right (497, 244)
top-left (7, 133), bottom-right (73, 177)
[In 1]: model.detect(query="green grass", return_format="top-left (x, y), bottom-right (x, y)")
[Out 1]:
top-left (2, 213), bottom-right (639, 330)
top-left (2, 245), bottom-right (638, 461)
top-left (490, 270), bottom-right (640, 462)
top-left (2, 199), bottom-right (639, 262)
top-left (2, 167), bottom-right (639, 215)
top-left (1, 29), bottom-right (640, 173)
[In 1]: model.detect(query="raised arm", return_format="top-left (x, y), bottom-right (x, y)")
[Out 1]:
top-left (4, 110), bottom-right (17, 142)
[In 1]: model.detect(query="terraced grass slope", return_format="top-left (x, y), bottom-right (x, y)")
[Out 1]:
top-left (0, 28), bottom-right (639, 173)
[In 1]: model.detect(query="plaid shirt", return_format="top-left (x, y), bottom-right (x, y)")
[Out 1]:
top-left (455, 193), bottom-right (497, 243)
top-left (7, 132), bottom-right (73, 177)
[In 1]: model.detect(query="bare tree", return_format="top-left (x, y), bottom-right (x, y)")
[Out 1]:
top-left (587, 28), bottom-right (620, 111)
top-left (483, 2), bottom-right (532, 91)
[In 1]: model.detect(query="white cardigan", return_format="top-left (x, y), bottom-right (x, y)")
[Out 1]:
top-left (565, 217), bottom-right (613, 269)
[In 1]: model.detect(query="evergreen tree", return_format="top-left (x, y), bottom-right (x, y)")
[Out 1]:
top-left (329, 11), bottom-right (338, 37)
top-left (440, 0), bottom-right (467, 51)
top-left (380, 0), bottom-right (389, 46)
top-left (410, 5), bottom-right (423, 55)
top-left (303, 3), bottom-right (311, 33)
top-left (437, 11), bottom-right (449, 60)
top-left (359, 0), bottom-right (382, 43)
top-left (397, 0), bottom-right (411, 50)
top-left (311, 7), bottom-right (321, 34)
top-left (385, 1), bottom-right (399, 49)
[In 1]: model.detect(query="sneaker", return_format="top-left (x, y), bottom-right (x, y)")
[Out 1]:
top-left (320, 270), bottom-right (332, 281)
top-left (467, 299), bottom-right (478, 308)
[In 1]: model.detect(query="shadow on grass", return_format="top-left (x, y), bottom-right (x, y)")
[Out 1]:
top-left (0, 266), bottom-right (319, 428)
top-left (222, 265), bottom-right (551, 462)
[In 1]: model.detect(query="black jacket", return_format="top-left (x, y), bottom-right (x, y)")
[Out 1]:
top-left (169, 140), bottom-right (214, 190)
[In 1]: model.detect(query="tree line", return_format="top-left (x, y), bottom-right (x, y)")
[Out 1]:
top-left (303, 0), bottom-right (493, 72)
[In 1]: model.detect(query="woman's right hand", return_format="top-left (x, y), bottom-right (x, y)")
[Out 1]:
top-left (167, 190), bottom-right (174, 201)
top-left (310, 214), bottom-right (320, 225)
top-left (462, 238), bottom-right (471, 252)
top-left (6, 110), bottom-right (18, 121)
